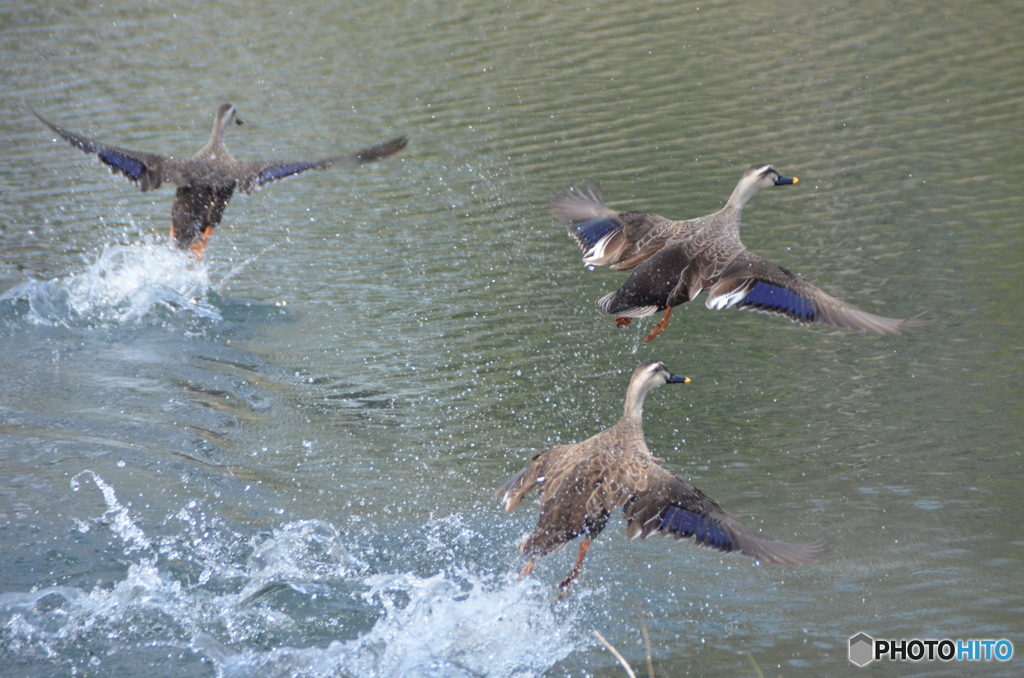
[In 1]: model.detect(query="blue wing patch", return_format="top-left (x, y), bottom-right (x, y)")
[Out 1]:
top-left (659, 506), bottom-right (732, 550)
top-left (98, 149), bottom-right (146, 181)
top-left (571, 217), bottom-right (620, 250)
top-left (258, 163), bottom-right (315, 185)
top-left (741, 281), bottom-right (815, 321)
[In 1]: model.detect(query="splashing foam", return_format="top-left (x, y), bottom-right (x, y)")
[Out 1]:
top-left (70, 470), bottom-right (152, 553)
top-left (0, 473), bottom-right (579, 677)
top-left (0, 242), bottom-right (220, 325)
top-left (202, 571), bottom-right (576, 678)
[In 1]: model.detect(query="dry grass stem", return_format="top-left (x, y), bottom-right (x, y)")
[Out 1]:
top-left (593, 629), bottom-right (637, 678)
top-left (639, 616), bottom-right (655, 678)
top-left (746, 650), bottom-right (766, 678)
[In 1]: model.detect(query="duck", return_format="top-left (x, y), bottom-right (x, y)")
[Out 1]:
top-left (31, 104), bottom-right (408, 258)
top-left (552, 164), bottom-right (921, 342)
top-left (499, 360), bottom-right (825, 598)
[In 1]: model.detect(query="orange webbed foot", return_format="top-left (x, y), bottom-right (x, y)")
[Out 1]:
top-left (556, 539), bottom-right (590, 600)
top-left (643, 307), bottom-right (673, 343)
top-left (186, 226), bottom-right (214, 261)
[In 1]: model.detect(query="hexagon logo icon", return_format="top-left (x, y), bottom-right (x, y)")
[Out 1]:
top-left (849, 632), bottom-right (874, 666)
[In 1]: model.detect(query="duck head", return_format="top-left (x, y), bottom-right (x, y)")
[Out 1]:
top-left (215, 103), bottom-right (244, 130)
top-left (725, 163), bottom-right (798, 211)
top-left (624, 360), bottom-right (691, 421)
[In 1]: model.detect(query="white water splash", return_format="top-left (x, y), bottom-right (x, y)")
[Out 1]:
top-left (70, 470), bottom-right (152, 553)
top-left (198, 572), bottom-right (576, 678)
top-left (0, 478), bottom-right (581, 677)
top-left (0, 241), bottom-right (220, 325)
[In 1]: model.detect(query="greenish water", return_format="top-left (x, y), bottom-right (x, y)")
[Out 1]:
top-left (2, 1), bottom-right (1022, 676)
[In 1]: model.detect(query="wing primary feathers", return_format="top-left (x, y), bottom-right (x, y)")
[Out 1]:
top-left (356, 135), bottom-right (408, 163)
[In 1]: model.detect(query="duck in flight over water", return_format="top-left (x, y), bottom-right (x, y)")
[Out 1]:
top-left (552, 164), bottom-right (922, 342)
top-left (31, 104), bottom-right (407, 258)
top-left (499, 360), bottom-right (826, 598)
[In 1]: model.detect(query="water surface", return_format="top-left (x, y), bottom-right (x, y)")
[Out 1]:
top-left (2, 1), bottom-right (1023, 676)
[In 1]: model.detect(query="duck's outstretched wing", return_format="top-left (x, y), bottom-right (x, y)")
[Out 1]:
top-left (498, 450), bottom-right (551, 515)
top-left (500, 443), bottom-right (612, 516)
top-left (236, 135), bottom-right (408, 193)
top-left (31, 107), bottom-right (177, 192)
top-left (552, 183), bottom-right (689, 270)
top-left (623, 468), bottom-right (827, 565)
top-left (498, 444), bottom-right (603, 559)
top-left (707, 251), bottom-right (923, 335)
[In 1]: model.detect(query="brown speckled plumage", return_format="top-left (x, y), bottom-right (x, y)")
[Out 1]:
top-left (500, 360), bottom-right (825, 597)
top-left (553, 165), bottom-right (922, 341)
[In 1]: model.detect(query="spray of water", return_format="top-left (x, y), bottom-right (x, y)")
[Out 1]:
top-left (0, 473), bottom-right (581, 677)
top-left (0, 241), bottom-right (220, 326)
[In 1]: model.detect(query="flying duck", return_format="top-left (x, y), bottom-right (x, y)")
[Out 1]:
top-left (553, 165), bottom-right (921, 341)
top-left (32, 104), bottom-right (407, 258)
top-left (500, 360), bottom-right (825, 598)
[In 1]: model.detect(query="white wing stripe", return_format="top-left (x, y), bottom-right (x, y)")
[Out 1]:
top-left (706, 283), bottom-right (751, 310)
